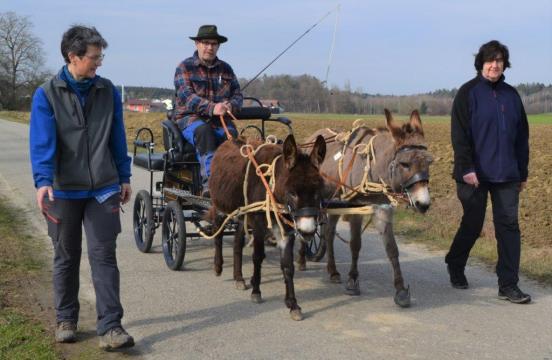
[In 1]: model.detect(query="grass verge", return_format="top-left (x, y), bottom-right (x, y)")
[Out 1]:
top-left (0, 111), bottom-right (29, 124)
top-left (0, 196), bottom-right (58, 359)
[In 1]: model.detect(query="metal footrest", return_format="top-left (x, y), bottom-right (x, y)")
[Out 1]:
top-left (163, 187), bottom-right (212, 209)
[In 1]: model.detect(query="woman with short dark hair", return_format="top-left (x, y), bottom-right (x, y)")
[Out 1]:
top-left (30, 25), bottom-right (134, 349)
top-left (446, 40), bottom-right (530, 304)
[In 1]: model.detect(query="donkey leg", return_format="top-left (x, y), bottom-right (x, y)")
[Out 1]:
top-left (250, 221), bottom-right (266, 304)
top-left (345, 215), bottom-right (363, 296)
top-left (296, 241), bottom-right (307, 272)
top-left (280, 232), bottom-right (303, 321)
top-left (213, 215), bottom-right (224, 276)
top-left (233, 222), bottom-right (248, 290)
top-left (326, 214), bottom-right (341, 283)
top-left (374, 205), bottom-right (411, 307)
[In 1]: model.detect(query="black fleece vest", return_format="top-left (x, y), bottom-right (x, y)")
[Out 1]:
top-left (41, 75), bottom-right (119, 190)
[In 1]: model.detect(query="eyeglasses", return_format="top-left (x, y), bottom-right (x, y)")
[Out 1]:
top-left (199, 40), bottom-right (219, 47)
top-left (83, 53), bottom-right (105, 63)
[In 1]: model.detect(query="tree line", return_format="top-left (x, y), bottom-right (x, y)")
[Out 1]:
top-left (239, 74), bottom-right (552, 115)
top-left (2, 11), bottom-right (551, 115)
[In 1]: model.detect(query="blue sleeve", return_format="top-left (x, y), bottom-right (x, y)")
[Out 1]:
top-left (110, 85), bottom-right (132, 183)
top-left (29, 88), bottom-right (56, 188)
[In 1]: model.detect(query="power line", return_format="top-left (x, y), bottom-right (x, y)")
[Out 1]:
top-left (242, 4), bottom-right (341, 91)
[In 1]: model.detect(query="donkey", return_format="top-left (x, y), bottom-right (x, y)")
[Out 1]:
top-left (298, 109), bottom-right (433, 307)
top-left (208, 134), bottom-right (326, 320)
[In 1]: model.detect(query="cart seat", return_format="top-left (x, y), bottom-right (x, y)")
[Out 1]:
top-left (133, 152), bottom-right (165, 171)
top-left (161, 119), bottom-right (197, 163)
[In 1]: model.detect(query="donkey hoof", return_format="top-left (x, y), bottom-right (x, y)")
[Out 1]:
top-left (394, 286), bottom-right (411, 308)
top-left (297, 262), bottom-right (307, 271)
top-left (235, 280), bottom-right (248, 290)
top-left (251, 293), bottom-right (263, 304)
top-left (345, 279), bottom-right (361, 296)
top-left (329, 273), bottom-right (341, 283)
top-left (214, 266), bottom-right (222, 276)
top-left (290, 309), bottom-right (303, 321)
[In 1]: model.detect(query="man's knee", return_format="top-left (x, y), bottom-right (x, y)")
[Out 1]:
top-left (194, 123), bottom-right (216, 155)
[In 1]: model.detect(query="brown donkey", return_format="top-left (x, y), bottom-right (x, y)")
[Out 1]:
top-left (299, 109), bottom-right (433, 307)
top-left (208, 134), bottom-right (326, 320)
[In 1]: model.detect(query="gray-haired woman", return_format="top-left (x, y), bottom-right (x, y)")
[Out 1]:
top-left (29, 25), bottom-right (134, 349)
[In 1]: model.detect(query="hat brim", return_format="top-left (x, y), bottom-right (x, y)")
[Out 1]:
top-left (189, 35), bottom-right (228, 43)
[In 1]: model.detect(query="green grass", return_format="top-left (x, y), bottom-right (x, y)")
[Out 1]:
top-left (528, 113), bottom-right (552, 124)
top-left (0, 198), bottom-right (58, 359)
top-left (0, 310), bottom-right (58, 360)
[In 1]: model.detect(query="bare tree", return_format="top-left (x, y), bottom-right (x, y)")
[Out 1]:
top-left (0, 11), bottom-right (48, 110)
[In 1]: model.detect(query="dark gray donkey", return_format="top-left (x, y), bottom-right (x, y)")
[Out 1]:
top-left (298, 109), bottom-right (433, 307)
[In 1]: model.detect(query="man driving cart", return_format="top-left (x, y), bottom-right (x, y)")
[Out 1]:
top-left (173, 24), bottom-right (243, 197)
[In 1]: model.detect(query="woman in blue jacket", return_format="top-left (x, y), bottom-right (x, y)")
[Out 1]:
top-left (445, 40), bottom-right (530, 304)
top-left (30, 25), bottom-right (135, 348)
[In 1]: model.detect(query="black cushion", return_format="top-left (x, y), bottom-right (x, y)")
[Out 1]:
top-left (162, 120), bottom-right (197, 163)
top-left (133, 153), bottom-right (165, 171)
top-left (234, 106), bottom-right (272, 120)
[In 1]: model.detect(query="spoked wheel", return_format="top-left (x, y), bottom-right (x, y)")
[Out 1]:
top-left (240, 125), bottom-right (264, 140)
top-left (162, 200), bottom-right (186, 270)
top-left (305, 223), bottom-right (327, 262)
top-left (133, 190), bottom-right (154, 253)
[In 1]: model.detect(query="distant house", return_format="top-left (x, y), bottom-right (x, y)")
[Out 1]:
top-left (125, 99), bottom-right (151, 113)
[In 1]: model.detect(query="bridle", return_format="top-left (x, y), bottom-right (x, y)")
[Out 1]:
top-left (388, 144), bottom-right (430, 196)
top-left (284, 183), bottom-right (323, 239)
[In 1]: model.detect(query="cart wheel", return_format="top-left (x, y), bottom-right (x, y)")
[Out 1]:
top-left (162, 201), bottom-right (186, 270)
top-left (240, 125), bottom-right (264, 140)
top-left (305, 223), bottom-right (327, 262)
top-left (133, 190), bottom-right (155, 253)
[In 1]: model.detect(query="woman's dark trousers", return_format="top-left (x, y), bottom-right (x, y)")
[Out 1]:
top-left (445, 181), bottom-right (521, 288)
top-left (43, 195), bottom-right (123, 335)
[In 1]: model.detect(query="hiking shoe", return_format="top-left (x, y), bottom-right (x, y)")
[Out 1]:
top-left (99, 326), bottom-right (135, 350)
top-left (498, 285), bottom-right (531, 304)
top-left (447, 265), bottom-right (468, 289)
top-left (55, 321), bottom-right (77, 343)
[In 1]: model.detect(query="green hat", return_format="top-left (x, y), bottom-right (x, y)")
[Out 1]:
top-left (189, 25), bottom-right (228, 43)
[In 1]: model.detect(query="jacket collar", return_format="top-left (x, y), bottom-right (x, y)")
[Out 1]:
top-left (478, 73), bottom-right (505, 88)
top-left (52, 67), bottom-right (103, 88)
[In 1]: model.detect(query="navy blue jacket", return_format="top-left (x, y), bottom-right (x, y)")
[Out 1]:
top-left (451, 75), bottom-right (529, 183)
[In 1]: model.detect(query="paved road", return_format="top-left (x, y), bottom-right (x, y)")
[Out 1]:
top-left (1, 118), bottom-right (551, 360)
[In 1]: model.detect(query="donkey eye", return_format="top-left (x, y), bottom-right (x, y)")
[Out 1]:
top-left (399, 162), bottom-right (410, 169)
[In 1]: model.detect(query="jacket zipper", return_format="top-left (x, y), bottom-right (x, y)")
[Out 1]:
top-left (493, 89), bottom-right (504, 176)
top-left (72, 92), bottom-right (95, 188)
top-left (84, 105), bottom-right (95, 189)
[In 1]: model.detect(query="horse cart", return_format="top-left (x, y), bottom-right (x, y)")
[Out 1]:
top-left (131, 97), bottom-right (326, 270)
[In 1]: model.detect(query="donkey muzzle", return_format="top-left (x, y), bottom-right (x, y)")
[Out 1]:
top-left (293, 207), bottom-right (320, 235)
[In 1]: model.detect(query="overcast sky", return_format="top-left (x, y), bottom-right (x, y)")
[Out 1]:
top-left (2, 0), bottom-right (551, 95)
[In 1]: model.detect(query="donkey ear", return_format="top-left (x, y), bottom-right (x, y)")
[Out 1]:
top-left (409, 109), bottom-right (424, 135)
top-left (384, 108), bottom-right (404, 143)
top-left (283, 134), bottom-right (298, 170)
top-left (310, 135), bottom-right (326, 168)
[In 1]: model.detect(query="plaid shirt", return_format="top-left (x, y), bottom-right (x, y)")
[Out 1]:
top-left (174, 51), bottom-right (243, 128)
